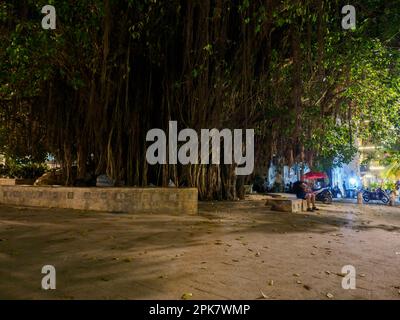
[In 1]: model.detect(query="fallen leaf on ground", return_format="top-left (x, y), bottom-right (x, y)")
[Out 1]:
top-left (326, 293), bottom-right (334, 299)
top-left (255, 252), bottom-right (261, 257)
top-left (268, 280), bottom-right (274, 286)
top-left (296, 280), bottom-right (302, 284)
top-left (181, 293), bottom-right (193, 300)
top-left (293, 273), bottom-right (300, 277)
top-left (303, 285), bottom-right (311, 291)
top-left (258, 290), bottom-right (269, 299)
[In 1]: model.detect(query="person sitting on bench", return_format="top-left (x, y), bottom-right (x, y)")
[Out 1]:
top-left (293, 181), bottom-right (319, 212)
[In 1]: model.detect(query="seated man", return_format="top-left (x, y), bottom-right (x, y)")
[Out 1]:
top-left (293, 181), bottom-right (319, 212)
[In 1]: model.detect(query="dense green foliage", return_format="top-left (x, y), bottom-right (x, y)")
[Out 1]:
top-left (0, 159), bottom-right (47, 179)
top-left (1, 1), bottom-right (399, 198)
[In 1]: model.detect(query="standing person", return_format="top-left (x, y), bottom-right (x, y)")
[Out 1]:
top-left (293, 181), bottom-right (319, 212)
top-left (342, 181), bottom-right (347, 199)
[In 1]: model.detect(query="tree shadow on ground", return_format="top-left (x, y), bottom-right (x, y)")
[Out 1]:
top-left (0, 201), bottom-right (399, 299)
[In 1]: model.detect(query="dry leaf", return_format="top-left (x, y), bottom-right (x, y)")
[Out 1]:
top-left (181, 293), bottom-right (193, 300)
top-left (259, 290), bottom-right (269, 299)
top-left (269, 280), bottom-right (274, 286)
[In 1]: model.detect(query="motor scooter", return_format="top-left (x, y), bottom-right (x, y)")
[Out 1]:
top-left (362, 188), bottom-right (390, 204)
top-left (314, 187), bottom-right (333, 204)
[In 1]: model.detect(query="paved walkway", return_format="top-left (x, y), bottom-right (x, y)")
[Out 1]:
top-left (0, 198), bottom-right (399, 300)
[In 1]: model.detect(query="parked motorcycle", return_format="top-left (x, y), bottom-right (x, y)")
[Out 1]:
top-left (314, 187), bottom-right (333, 204)
top-left (362, 188), bottom-right (390, 204)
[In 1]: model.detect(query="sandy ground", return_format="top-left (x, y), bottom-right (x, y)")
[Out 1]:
top-left (0, 196), bottom-right (399, 300)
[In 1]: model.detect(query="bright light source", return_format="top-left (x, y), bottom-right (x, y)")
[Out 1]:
top-left (349, 178), bottom-right (357, 185)
top-left (370, 166), bottom-right (385, 171)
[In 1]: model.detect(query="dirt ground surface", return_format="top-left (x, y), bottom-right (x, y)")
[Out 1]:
top-left (0, 196), bottom-right (399, 300)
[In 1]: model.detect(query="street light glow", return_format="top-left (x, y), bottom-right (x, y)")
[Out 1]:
top-left (370, 166), bottom-right (386, 171)
top-left (359, 146), bottom-right (377, 151)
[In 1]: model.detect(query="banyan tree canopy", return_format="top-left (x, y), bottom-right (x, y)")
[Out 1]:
top-left (1, 1), bottom-right (400, 200)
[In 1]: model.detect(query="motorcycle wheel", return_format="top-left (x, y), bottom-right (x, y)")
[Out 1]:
top-left (381, 196), bottom-right (390, 205)
top-left (362, 192), bottom-right (370, 203)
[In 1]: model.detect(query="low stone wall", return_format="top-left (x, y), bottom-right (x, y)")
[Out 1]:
top-left (0, 186), bottom-right (198, 215)
top-left (0, 178), bottom-right (35, 186)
